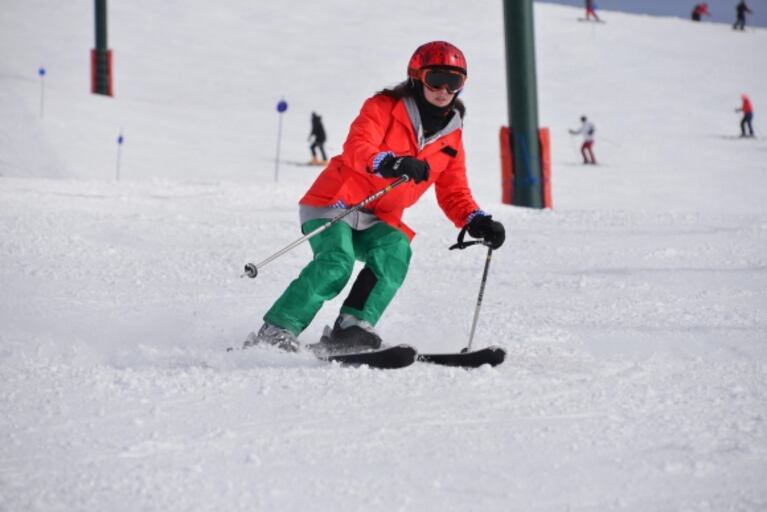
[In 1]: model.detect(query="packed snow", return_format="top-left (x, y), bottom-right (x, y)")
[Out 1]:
top-left (1, 1), bottom-right (766, 511)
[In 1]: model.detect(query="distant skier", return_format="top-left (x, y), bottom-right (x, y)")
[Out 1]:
top-left (569, 116), bottom-right (597, 165)
top-left (585, 0), bottom-right (601, 22)
top-left (735, 94), bottom-right (755, 137)
top-left (733, 1), bottom-right (752, 30)
top-left (243, 41), bottom-right (505, 354)
top-left (308, 112), bottom-right (328, 165)
top-left (691, 3), bottom-right (710, 21)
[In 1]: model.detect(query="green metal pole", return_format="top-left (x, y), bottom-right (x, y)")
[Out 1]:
top-left (503, 0), bottom-right (542, 208)
top-left (95, 0), bottom-right (107, 50)
top-left (94, 0), bottom-right (110, 95)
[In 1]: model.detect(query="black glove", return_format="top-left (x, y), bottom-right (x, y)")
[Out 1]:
top-left (467, 214), bottom-right (505, 249)
top-left (377, 155), bottom-right (430, 184)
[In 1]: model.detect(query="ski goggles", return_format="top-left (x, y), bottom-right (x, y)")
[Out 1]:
top-left (419, 68), bottom-right (466, 94)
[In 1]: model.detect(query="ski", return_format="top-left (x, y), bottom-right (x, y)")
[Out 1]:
top-left (228, 342), bottom-right (416, 369)
top-left (417, 346), bottom-right (506, 368)
top-left (230, 339), bottom-right (503, 369)
top-left (319, 344), bottom-right (417, 369)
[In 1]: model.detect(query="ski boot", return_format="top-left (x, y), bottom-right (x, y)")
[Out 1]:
top-left (243, 322), bottom-right (300, 352)
top-left (317, 314), bottom-right (382, 354)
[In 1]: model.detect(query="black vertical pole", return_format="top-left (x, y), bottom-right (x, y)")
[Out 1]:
top-left (503, 0), bottom-right (542, 208)
top-left (93, 0), bottom-right (111, 96)
top-left (95, 0), bottom-right (107, 50)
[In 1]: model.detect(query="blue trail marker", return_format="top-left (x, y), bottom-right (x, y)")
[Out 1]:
top-left (275, 98), bottom-right (288, 182)
top-left (116, 130), bottom-right (124, 181)
top-left (38, 67), bottom-right (46, 118)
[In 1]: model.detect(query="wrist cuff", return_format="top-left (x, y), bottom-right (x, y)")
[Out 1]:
top-left (466, 209), bottom-right (489, 225)
top-left (372, 151), bottom-right (394, 172)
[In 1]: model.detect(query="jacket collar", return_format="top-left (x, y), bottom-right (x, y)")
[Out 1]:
top-left (396, 97), bottom-right (462, 151)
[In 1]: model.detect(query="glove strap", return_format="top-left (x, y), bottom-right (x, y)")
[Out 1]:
top-left (449, 225), bottom-right (487, 250)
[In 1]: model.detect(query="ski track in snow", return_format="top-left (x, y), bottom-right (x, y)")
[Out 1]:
top-left (2, 1), bottom-right (767, 511)
top-left (2, 342), bottom-right (766, 511)
top-left (2, 178), bottom-right (766, 511)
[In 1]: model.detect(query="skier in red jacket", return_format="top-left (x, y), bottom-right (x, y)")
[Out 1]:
top-left (244, 41), bottom-right (505, 353)
top-left (736, 94), bottom-right (755, 137)
top-left (585, 0), bottom-right (601, 21)
top-left (691, 3), bottom-right (710, 21)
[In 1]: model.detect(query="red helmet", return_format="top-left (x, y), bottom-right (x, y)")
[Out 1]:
top-left (407, 41), bottom-right (467, 79)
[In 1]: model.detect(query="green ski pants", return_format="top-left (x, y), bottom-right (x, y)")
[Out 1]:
top-left (264, 219), bottom-right (412, 335)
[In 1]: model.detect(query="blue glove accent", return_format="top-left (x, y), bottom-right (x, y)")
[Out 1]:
top-left (372, 151), bottom-right (395, 174)
top-left (465, 209), bottom-right (489, 226)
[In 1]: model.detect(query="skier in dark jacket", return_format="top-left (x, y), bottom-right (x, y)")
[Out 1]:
top-left (309, 112), bottom-right (328, 165)
top-left (733, 1), bottom-right (752, 30)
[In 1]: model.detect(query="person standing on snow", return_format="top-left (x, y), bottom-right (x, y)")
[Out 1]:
top-left (733, 1), bottom-right (752, 30)
top-left (735, 94), bottom-right (755, 137)
top-left (244, 41), bottom-right (505, 353)
top-left (308, 112), bottom-right (328, 165)
top-left (569, 116), bottom-right (597, 165)
top-left (585, 0), bottom-right (601, 22)
top-left (691, 3), bottom-right (710, 21)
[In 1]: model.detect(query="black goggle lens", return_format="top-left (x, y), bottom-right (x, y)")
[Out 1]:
top-left (423, 69), bottom-right (465, 93)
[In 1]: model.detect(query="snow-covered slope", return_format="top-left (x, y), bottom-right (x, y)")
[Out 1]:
top-left (1, 1), bottom-right (766, 511)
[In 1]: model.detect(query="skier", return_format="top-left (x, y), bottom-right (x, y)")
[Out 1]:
top-left (569, 115), bottom-right (597, 164)
top-left (244, 41), bottom-right (505, 353)
top-left (733, 0), bottom-right (752, 30)
top-left (735, 94), bottom-right (755, 137)
top-left (585, 0), bottom-right (601, 22)
top-left (691, 3), bottom-right (710, 21)
top-left (308, 112), bottom-right (328, 165)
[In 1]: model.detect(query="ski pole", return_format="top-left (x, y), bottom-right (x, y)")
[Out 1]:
top-left (448, 225), bottom-right (495, 350)
top-left (600, 135), bottom-right (622, 147)
top-left (466, 245), bottom-right (493, 351)
top-left (241, 175), bottom-right (410, 279)
top-left (567, 131), bottom-right (580, 159)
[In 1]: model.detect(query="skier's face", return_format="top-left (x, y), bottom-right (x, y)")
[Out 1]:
top-left (422, 84), bottom-right (455, 108)
top-left (418, 67), bottom-right (465, 107)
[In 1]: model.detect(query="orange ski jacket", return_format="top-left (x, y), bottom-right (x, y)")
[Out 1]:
top-left (742, 97), bottom-right (753, 114)
top-left (300, 94), bottom-right (479, 240)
